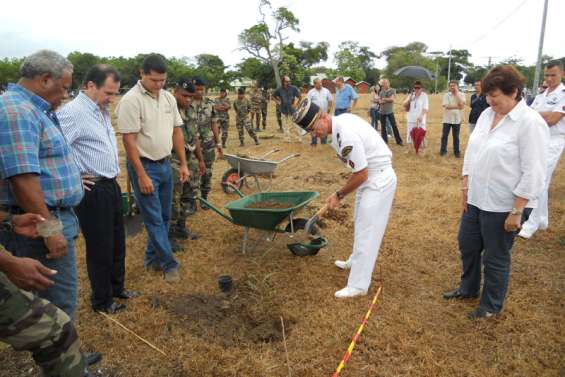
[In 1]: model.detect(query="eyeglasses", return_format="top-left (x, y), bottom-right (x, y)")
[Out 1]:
top-left (414, 87), bottom-right (422, 90)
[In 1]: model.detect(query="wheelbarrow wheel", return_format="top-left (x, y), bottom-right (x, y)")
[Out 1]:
top-left (221, 168), bottom-right (243, 194)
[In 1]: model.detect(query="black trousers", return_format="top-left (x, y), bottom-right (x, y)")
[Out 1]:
top-left (380, 113), bottom-right (403, 145)
top-left (457, 204), bottom-right (531, 313)
top-left (75, 179), bottom-right (125, 309)
top-left (440, 123), bottom-right (461, 155)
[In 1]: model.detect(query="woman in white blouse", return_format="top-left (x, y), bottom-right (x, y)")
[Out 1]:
top-left (402, 81), bottom-right (429, 153)
top-left (442, 66), bottom-right (549, 320)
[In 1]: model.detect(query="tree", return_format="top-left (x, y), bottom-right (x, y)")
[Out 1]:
top-left (194, 54), bottom-right (226, 89)
top-left (236, 57), bottom-right (275, 88)
top-left (281, 41), bottom-right (329, 86)
top-left (238, 0), bottom-right (300, 87)
top-left (67, 52), bottom-right (100, 89)
top-left (334, 41), bottom-right (377, 83)
top-left (0, 58), bottom-right (22, 89)
top-left (381, 42), bottom-right (436, 92)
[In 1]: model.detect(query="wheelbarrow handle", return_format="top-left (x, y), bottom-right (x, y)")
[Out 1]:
top-left (224, 182), bottom-right (245, 197)
top-left (277, 153), bottom-right (301, 164)
top-left (259, 148), bottom-right (280, 160)
top-left (197, 197), bottom-right (234, 223)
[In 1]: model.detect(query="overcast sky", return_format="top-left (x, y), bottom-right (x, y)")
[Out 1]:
top-left (1, 0), bottom-right (563, 70)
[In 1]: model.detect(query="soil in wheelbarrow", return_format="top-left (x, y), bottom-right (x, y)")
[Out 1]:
top-left (246, 200), bottom-right (294, 209)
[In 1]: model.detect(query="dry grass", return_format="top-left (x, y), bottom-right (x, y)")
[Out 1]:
top-left (1, 93), bottom-right (563, 377)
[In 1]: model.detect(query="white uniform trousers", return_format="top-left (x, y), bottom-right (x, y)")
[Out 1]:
top-left (521, 135), bottom-right (564, 234)
top-left (347, 167), bottom-right (397, 291)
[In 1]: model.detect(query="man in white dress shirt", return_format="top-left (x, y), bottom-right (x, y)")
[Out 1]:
top-left (519, 60), bottom-right (565, 239)
top-left (293, 98), bottom-right (397, 298)
top-left (307, 78), bottom-right (333, 146)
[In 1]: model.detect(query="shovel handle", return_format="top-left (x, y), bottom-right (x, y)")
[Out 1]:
top-left (314, 204), bottom-right (330, 219)
top-left (277, 153), bottom-right (301, 164)
top-left (259, 149), bottom-right (280, 160)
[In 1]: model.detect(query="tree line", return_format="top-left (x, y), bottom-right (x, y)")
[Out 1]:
top-left (1, 0), bottom-right (563, 93)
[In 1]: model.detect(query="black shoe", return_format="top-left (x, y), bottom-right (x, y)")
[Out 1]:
top-left (83, 351), bottom-right (102, 367)
top-left (170, 238), bottom-right (184, 253)
top-left (170, 225), bottom-right (189, 240)
top-left (467, 307), bottom-right (496, 320)
top-left (94, 302), bottom-right (127, 314)
top-left (440, 151), bottom-right (447, 156)
top-left (442, 288), bottom-right (479, 300)
top-left (454, 153), bottom-right (461, 158)
top-left (239, 142), bottom-right (245, 147)
top-left (113, 289), bottom-right (141, 299)
top-left (186, 228), bottom-right (200, 240)
top-left (255, 139), bottom-right (260, 145)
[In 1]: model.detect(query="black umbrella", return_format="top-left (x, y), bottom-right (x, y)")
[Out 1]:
top-left (394, 66), bottom-right (435, 80)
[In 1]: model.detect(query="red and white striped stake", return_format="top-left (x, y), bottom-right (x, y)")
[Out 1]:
top-left (331, 286), bottom-right (383, 377)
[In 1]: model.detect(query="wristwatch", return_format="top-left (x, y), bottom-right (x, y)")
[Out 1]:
top-left (510, 207), bottom-right (523, 215)
top-left (0, 213), bottom-right (13, 232)
top-left (336, 191), bottom-right (345, 200)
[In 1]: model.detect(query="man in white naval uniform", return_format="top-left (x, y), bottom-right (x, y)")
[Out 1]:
top-left (292, 98), bottom-right (397, 298)
top-left (519, 60), bottom-right (565, 239)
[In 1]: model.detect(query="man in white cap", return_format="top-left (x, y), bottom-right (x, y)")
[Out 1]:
top-left (293, 98), bottom-right (397, 298)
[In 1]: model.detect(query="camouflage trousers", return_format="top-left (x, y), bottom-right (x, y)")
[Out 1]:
top-left (0, 272), bottom-right (85, 377)
top-left (172, 153), bottom-right (200, 225)
top-left (250, 111), bottom-right (261, 130)
top-left (236, 119), bottom-right (258, 144)
top-left (218, 119), bottom-right (229, 146)
top-left (261, 107), bottom-right (267, 129)
top-left (200, 147), bottom-right (216, 199)
top-left (275, 105), bottom-right (282, 129)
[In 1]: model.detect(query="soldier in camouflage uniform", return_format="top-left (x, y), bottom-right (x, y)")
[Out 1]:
top-left (0, 211), bottom-right (86, 377)
top-left (170, 79), bottom-right (206, 246)
top-left (260, 87), bottom-right (269, 130)
top-left (188, 77), bottom-right (223, 206)
top-left (214, 88), bottom-right (231, 148)
top-left (249, 83), bottom-right (263, 132)
top-left (233, 88), bottom-right (260, 146)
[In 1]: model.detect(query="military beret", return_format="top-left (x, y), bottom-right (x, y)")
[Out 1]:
top-left (192, 76), bottom-right (206, 86)
top-left (176, 77), bottom-right (195, 93)
top-left (293, 98), bottom-right (320, 131)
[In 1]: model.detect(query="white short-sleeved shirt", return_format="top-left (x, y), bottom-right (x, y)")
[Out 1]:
top-left (116, 81), bottom-right (183, 161)
top-left (330, 114), bottom-right (392, 187)
top-left (531, 82), bottom-right (565, 137)
top-left (407, 92), bottom-right (429, 127)
top-left (462, 100), bottom-right (549, 211)
top-left (307, 87), bottom-right (333, 113)
top-left (442, 91), bottom-right (466, 124)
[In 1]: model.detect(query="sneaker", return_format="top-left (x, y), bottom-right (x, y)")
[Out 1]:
top-left (164, 268), bottom-right (180, 283)
top-left (335, 286), bottom-right (367, 298)
top-left (517, 227), bottom-right (535, 239)
top-left (467, 307), bottom-right (496, 320)
top-left (334, 259), bottom-right (352, 270)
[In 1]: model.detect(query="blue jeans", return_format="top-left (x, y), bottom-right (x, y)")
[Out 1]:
top-left (369, 108), bottom-right (379, 130)
top-left (457, 204), bottom-right (531, 313)
top-left (0, 209), bottom-right (79, 318)
top-left (335, 108), bottom-right (348, 116)
top-left (127, 159), bottom-right (178, 272)
top-left (311, 135), bottom-right (327, 145)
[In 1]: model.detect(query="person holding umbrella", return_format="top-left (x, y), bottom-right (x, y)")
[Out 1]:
top-left (292, 98), bottom-right (397, 299)
top-left (402, 81), bottom-right (429, 154)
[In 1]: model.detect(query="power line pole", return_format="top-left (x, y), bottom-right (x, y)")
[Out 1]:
top-left (532, 0), bottom-right (549, 94)
top-left (447, 45), bottom-right (452, 84)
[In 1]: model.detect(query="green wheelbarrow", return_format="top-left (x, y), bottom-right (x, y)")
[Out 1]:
top-left (199, 187), bottom-right (328, 254)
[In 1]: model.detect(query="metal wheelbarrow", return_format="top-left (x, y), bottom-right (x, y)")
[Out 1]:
top-left (221, 149), bottom-right (300, 194)
top-left (199, 187), bottom-right (327, 254)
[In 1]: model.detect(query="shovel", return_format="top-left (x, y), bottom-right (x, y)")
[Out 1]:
top-left (123, 173), bottom-right (143, 237)
top-left (304, 204), bottom-right (329, 235)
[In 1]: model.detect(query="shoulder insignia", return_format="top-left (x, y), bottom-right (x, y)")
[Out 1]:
top-left (348, 160), bottom-right (355, 169)
top-left (337, 132), bottom-right (341, 147)
top-left (341, 145), bottom-right (353, 158)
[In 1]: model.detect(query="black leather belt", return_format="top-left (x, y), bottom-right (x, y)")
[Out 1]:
top-left (89, 176), bottom-right (117, 183)
top-left (140, 156), bottom-right (170, 164)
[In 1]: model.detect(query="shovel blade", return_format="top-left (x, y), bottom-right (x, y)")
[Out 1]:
top-left (124, 214), bottom-right (143, 237)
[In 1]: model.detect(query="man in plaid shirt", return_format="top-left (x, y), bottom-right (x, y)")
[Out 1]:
top-left (0, 50), bottom-right (83, 318)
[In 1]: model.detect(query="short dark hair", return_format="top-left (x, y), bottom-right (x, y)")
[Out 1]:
top-left (142, 54), bottom-right (167, 74)
top-left (546, 60), bottom-right (564, 71)
top-left (449, 80), bottom-right (458, 85)
top-left (413, 80), bottom-right (422, 87)
top-left (220, 88), bottom-right (227, 93)
top-left (82, 64), bottom-right (120, 88)
top-left (482, 65), bottom-right (525, 101)
top-left (237, 88), bottom-right (245, 95)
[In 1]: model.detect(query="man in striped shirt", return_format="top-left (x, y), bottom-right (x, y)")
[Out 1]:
top-left (58, 64), bottom-right (138, 314)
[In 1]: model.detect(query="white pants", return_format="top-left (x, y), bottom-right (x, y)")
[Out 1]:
top-left (406, 122), bottom-right (426, 144)
top-left (521, 135), bottom-right (565, 234)
top-left (347, 167), bottom-right (397, 291)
